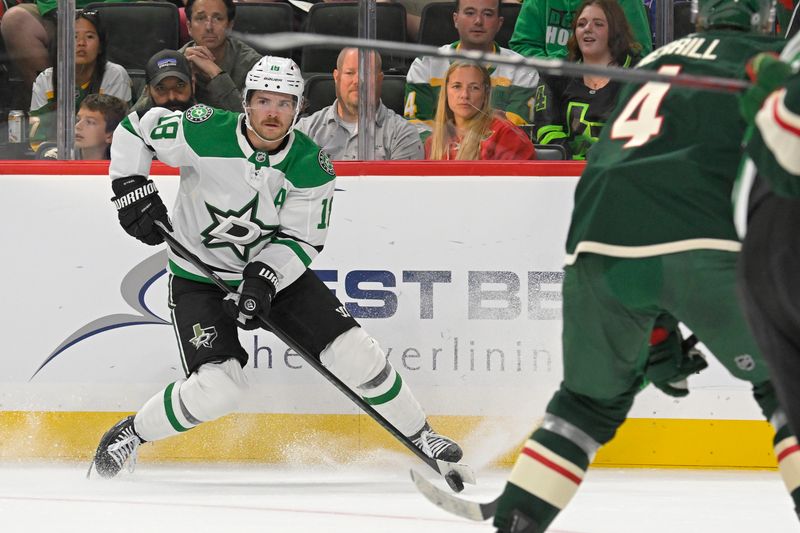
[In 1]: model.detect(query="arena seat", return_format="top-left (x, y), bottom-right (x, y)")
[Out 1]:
top-left (380, 74), bottom-right (406, 117)
top-left (232, 2), bottom-right (295, 55)
top-left (417, 2), bottom-right (521, 48)
top-left (301, 2), bottom-right (407, 75)
top-left (303, 73), bottom-right (336, 116)
top-left (673, 1), bottom-right (695, 40)
top-left (85, 2), bottom-right (180, 72)
top-left (302, 73), bottom-right (407, 117)
top-left (533, 143), bottom-right (567, 160)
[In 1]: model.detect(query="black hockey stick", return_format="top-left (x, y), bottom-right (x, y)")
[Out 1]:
top-left (411, 469), bottom-right (498, 520)
top-left (153, 221), bottom-right (475, 491)
top-left (233, 31), bottom-right (751, 94)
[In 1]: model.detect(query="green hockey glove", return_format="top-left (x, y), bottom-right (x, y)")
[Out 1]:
top-left (740, 52), bottom-right (793, 124)
top-left (645, 329), bottom-right (708, 398)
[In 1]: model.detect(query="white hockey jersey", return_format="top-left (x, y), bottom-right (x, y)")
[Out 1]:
top-left (109, 104), bottom-right (337, 292)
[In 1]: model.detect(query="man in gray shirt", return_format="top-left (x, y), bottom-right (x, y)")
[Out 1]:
top-left (296, 48), bottom-right (424, 160)
top-left (132, 0), bottom-right (261, 113)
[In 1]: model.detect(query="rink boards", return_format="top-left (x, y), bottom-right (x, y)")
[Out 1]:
top-left (0, 161), bottom-right (778, 468)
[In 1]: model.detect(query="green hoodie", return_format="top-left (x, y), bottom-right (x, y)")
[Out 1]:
top-left (509, 0), bottom-right (653, 58)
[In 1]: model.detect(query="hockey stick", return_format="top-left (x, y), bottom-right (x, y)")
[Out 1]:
top-left (153, 221), bottom-right (475, 491)
top-left (411, 469), bottom-right (498, 520)
top-left (233, 31), bottom-right (751, 94)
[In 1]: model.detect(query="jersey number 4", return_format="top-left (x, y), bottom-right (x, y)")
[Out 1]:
top-left (610, 65), bottom-right (681, 148)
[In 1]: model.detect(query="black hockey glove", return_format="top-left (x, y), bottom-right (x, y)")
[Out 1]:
top-left (223, 261), bottom-right (278, 330)
top-left (111, 175), bottom-right (172, 245)
top-left (645, 328), bottom-right (708, 398)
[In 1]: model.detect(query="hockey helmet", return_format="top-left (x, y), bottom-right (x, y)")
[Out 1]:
top-left (242, 56), bottom-right (305, 140)
top-left (691, 0), bottom-right (775, 33)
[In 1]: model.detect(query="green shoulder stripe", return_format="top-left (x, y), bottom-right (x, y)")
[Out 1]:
top-left (277, 131), bottom-right (336, 189)
top-left (182, 105), bottom-right (245, 158)
top-left (120, 116), bottom-right (141, 139)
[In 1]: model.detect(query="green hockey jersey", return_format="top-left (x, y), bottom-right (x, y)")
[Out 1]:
top-left (565, 31), bottom-right (784, 264)
top-left (747, 68), bottom-right (800, 198)
top-left (109, 104), bottom-right (336, 290)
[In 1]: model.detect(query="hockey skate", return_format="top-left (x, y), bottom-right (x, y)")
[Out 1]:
top-left (90, 415), bottom-right (145, 478)
top-left (411, 422), bottom-right (463, 462)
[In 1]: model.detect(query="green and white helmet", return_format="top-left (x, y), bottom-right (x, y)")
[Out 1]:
top-left (691, 0), bottom-right (776, 33)
top-left (242, 55), bottom-right (305, 140)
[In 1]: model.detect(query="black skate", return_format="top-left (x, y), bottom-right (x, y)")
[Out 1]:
top-left (90, 415), bottom-right (145, 478)
top-left (411, 422), bottom-right (463, 462)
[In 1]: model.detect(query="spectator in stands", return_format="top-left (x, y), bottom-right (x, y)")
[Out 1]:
top-left (28, 9), bottom-right (131, 152)
top-left (425, 61), bottom-right (535, 160)
top-left (1, 0), bottom-right (124, 108)
top-left (509, 0), bottom-right (651, 59)
top-left (181, 0), bottom-right (261, 111)
top-left (36, 91), bottom-right (127, 160)
top-left (296, 48), bottom-right (423, 160)
top-left (404, 0), bottom-right (539, 134)
top-left (75, 93), bottom-right (127, 159)
top-left (132, 49), bottom-right (196, 114)
top-left (534, 0), bottom-right (641, 159)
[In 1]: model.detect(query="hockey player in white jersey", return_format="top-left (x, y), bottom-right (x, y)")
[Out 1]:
top-left (91, 56), bottom-right (463, 477)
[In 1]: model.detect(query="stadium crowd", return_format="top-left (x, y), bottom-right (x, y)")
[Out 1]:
top-left (0, 0), bottom-right (797, 160)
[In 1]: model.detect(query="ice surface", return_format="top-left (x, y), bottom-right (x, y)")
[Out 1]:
top-left (0, 462), bottom-right (796, 532)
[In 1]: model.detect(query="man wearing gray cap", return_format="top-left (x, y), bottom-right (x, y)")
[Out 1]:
top-left (131, 50), bottom-right (197, 114)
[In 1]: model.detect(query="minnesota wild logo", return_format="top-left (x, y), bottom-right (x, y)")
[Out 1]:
top-left (186, 104), bottom-right (214, 123)
top-left (201, 194), bottom-right (278, 261)
top-left (189, 323), bottom-right (217, 349)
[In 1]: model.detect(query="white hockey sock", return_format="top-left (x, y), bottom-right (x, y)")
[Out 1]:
top-left (134, 359), bottom-right (248, 442)
top-left (360, 362), bottom-right (426, 437)
top-left (321, 327), bottom-right (426, 437)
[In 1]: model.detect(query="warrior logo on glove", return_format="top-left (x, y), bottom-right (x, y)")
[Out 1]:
top-left (111, 175), bottom-right (172, 246)
top-left (222, 261), bottom-right (279, 330)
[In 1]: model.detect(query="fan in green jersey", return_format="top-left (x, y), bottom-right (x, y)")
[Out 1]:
top-left (483, 0), bottom-right (800, 531)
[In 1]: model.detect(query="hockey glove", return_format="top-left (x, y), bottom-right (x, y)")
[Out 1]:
top-left (645, 329), bottom-right (708, 398)
top-left (740, 52), bottom-right (793, 124)
top-left (111, 175), bottom-right (172, 245)
top-left (223, 261), bottom-right (278, 330)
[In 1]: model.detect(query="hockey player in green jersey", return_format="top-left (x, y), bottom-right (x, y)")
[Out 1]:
top-left (738, 35), bottom-right (800, 446)
top-left (90, 56), bottom-right (462, 477)
top-left (490, 1), bottom-right (800, 531)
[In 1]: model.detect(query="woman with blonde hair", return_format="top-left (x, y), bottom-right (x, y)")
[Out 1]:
top-left (426, 62), bottom-right (535, 161)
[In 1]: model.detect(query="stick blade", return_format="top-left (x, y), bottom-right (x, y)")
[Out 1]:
top-left (435, 459), bottom-right (477, 485)
top-left (409, 469), bottom-right (498, 521)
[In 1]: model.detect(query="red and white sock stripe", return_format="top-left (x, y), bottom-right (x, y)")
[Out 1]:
top-left (508, 439), bottom-right (585, 509)
top-left (776, 436), bottom-right (800, 493)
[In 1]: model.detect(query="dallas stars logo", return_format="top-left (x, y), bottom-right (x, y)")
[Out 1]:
top-left (201, 194), bottom-right (278, 261)
top-left (185, 104), bottom-right (214, 123)
top-left (189, 323), bottom-right (217, 349)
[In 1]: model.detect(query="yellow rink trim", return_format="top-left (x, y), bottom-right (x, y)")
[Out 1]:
top-left (0, 412), bottom-right (779, 469)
